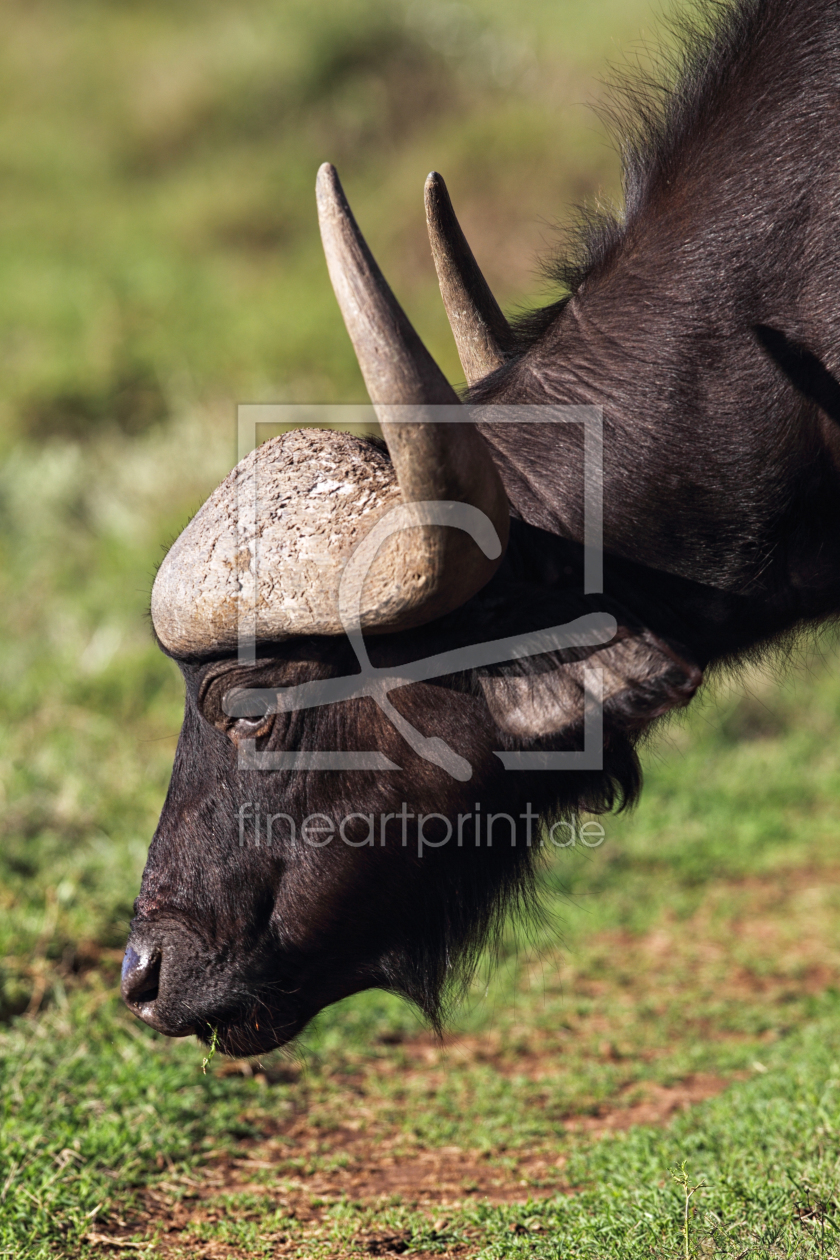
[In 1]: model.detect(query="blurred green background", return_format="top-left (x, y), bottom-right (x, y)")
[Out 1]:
top-left (0, 0), bottom-right (645, 436)
top-left (5, 1), bottom-right (840, 1256)
top-left (0, 0), bottom-right (652, 1011)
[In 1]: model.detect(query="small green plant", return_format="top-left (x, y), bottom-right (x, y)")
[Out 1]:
top-left (201, 1025), bottom-right (219, 1075)
top-left (671, 1160), bottom-right (707, 1260)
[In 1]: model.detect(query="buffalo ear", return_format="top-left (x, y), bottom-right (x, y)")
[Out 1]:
top-left (479, 630), bottom-right (701, 740)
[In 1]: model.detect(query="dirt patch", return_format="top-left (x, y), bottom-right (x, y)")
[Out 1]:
top-left (85, 1073), bottom-right (734, 1258)
top-left (208, 1072), bottom-right (731, 1199)
top-left (562, 1072), bottom-right (735, 1138)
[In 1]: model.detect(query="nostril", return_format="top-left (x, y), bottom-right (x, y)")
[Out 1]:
top-left (121, 944), bottom-right (161, 1007)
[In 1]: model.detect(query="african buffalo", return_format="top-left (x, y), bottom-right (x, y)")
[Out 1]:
top-left (123, 0), bottom-right (840, 1055)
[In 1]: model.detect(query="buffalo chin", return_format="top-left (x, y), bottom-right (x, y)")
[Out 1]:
top-left (205, 1016), bottom-right (308, 1058)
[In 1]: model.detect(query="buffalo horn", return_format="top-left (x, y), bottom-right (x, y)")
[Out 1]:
top-left (149, 169), bottom-right (513, 660)
top-left (316, 162), bottom-right (509, 624)
top-left (424, 171), bottom-right (514, 386)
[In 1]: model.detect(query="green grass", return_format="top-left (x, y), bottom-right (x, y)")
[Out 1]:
top-left (4, 0), bottom-right (840, 1256)
top-left (150, 1020), bottom-right (840, 1257)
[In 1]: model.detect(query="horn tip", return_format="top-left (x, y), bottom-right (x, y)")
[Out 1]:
top-left (424, 170), bottom-right (447, 211)
top-left (316, 162), bottom-right (341, 198)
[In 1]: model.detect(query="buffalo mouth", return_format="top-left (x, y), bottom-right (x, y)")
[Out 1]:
top-left (122, 952), bottom-right (310, 1054)
top-left (121, 918), bottom-right (321, 1054)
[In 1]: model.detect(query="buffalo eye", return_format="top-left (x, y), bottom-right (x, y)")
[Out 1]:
top-left (220, 689), bottom-right (275, 747)
top-left (226, 710), bottom-right (275, 747)
top-left (197, 674), bottom-right (276, 746)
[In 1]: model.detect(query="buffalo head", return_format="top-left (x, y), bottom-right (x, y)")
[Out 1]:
top-left (122, 166), bottom-right (700, 1053)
